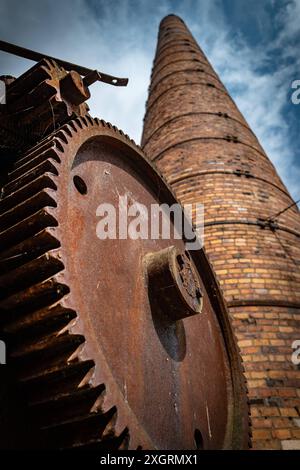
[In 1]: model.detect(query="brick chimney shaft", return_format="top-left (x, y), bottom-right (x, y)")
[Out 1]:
top-left (142, 14), bottom-right (300, 450)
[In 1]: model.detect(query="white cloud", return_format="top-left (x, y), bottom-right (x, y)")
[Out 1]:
top-left (185, 0), bottom-right (300, 200)
top-left (201, 30), bottom-right (300, 198)
top-left (0, 0), bottom-right (299, 199)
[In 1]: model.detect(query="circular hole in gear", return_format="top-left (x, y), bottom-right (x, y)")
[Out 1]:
top-left (73, 175), bottom-right (87, 195)
top-left (194, 428), bottom-right (204, 449)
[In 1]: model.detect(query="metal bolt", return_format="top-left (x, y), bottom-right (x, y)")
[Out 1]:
top-left (144, 246), bottom-right (203, 322)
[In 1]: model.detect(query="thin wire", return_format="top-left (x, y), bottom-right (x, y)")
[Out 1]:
top-left (49, 99), bottom-right (56, 132)
top-left (267, 198), bottom-right (300, 221)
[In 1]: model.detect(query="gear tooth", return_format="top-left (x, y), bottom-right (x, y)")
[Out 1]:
top-left (13, 144), bottom-right (61, 171)
top-left (0, 188), bottom-right (57, 233)
top-left (10, 150), bottom-right (60, 180)
top-left (23, 134), bottom-right (58, 162)
top-left (0, 208), bottom-right (58, 253)
top-left (74, 117), bottom-right (83, 128)
top-left (63, 124), bottom-right (75, 137)
top-left (20, 360), bottom-right (96, 398)
top-left (100, 406), bottom-right (118, 437)
top-left (3, 304), bottom-right (76, 337)
top-left (0, 174), bottom-right (58, 215)
top-left (41, 405), bottom-right (117, 449)
top-left (67, 121), bottom-right (78, 133)
top-left (10, 333), bottom-right (85, 369)
top-left (52, 130), bottom-right (69, 145)
top-left (0, 252), bottom-right (64, 301)
top-left (71, 426), bottom-right (130, 451)
top-left (73, 117), bottom-right (84, 130)
top-left (29, 384), bottom-right (106, 426)
top-left (52, 138), bottom-right (65, 153)
top-left (115, 427), bottom-right (130, 450)
top-left (86, 115), bottom-right (94, 126)
top-left (42, 58), bottom-right (53, 71)
top-left (3, 160), bottom-right (59, 198)
top-left (0, 278), bottom-right (69, 321)
top-left (80, 116), bottom-right (89, 127)
top-left (0, 228), bottom-right (60, 272)
top-left (14, 141), bottom-right (57, 169)
top-left (64, 118), bottom-right (77, 132)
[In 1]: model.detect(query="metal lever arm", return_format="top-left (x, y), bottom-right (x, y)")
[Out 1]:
top-left (0, 39), bottom-right (128, 86)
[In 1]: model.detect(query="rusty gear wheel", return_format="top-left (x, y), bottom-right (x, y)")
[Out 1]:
top-left (0, 116), bottom-right (250, 449)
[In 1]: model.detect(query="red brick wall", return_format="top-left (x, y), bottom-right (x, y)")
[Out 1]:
top-left (142, 14), bottom-right (300, 450)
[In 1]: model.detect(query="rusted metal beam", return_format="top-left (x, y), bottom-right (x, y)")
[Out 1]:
top-left (0, 39), bottom-right (128, 86)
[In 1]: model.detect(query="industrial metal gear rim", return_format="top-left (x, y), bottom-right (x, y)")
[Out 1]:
top-left (0, 116), bottom-right (250, 449)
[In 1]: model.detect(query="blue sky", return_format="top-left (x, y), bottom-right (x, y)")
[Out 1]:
top-left (0, 0), bottom-right (299, 201)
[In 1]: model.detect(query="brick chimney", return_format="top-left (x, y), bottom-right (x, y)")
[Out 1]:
top-left (142, 14), bottom-right (300, 450)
